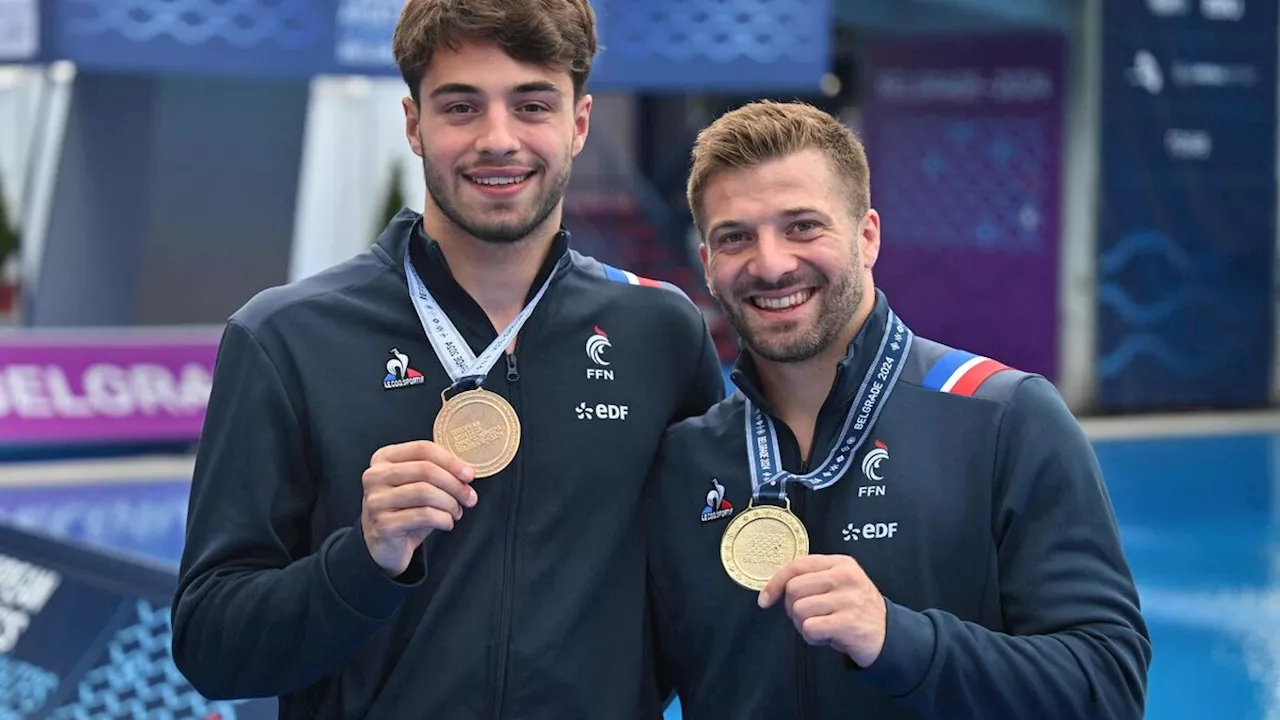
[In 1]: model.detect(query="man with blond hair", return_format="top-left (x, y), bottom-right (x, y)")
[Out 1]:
top-left (644, 100), bottom-right (1151, 719)
top-left (170, 0), bottom-right (724, 716)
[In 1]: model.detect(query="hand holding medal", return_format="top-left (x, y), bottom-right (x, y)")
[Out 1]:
top-left (361, 439), bottom-right (479, 577)
top-left (757, 553), bottom-right (888, 669)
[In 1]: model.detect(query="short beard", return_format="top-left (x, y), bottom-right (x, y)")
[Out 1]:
top-left (717, 259), bottom-right (864, 364)
top-left (420, 135), bottom-right (572, 245)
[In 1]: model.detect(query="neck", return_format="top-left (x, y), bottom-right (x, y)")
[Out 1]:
top-left (422, 203), bottom-right (562, 330)
top-left (753, 290), bottom-right (876, 457)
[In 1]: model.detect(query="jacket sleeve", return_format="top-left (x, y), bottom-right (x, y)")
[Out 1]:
top-left (170, 319), bottom-right (425, 700)
top-left (674, 314), bottom-right (727, 422)
top-left (642, 437), bottom-right (689, 717)
top-left (642, 568), bottom-right (679, 716)
top-left (854, 375), bottom-right (1152, 719)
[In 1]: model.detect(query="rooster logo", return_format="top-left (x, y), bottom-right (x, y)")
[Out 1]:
top-left (383, 348), bottom-right (425, 389)
top-left (585, 326), bottom-right (612, 366)
top-left (862, 440), bottom-right (889, 482)
top-left (700, 478), bottom-right (734, 522)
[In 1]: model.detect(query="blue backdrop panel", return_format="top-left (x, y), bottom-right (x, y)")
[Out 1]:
top-left (0, 523), bottom-right (277, 718)
top-left (589, 0), bottom-right (832, 90)
top-left (0, 0), bottom-right (39, 62)
top-left (39, 0), bottom-right (832, 90)
top-left (0, 479), bottom-right (192, 566)
top-left (44, 0), bottom-right (338, 78)
top-left (1096, 1), bottom-right (1275, 411)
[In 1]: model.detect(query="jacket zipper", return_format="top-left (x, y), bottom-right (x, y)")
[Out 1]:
top-left (493, 351), bottom-right (521, 719)
top-left (505, 353), bottom-right (519, 383)
top-left (790, 363), bottom-right (845, 719)
top-left (794, 457), bottom-right (811, 719)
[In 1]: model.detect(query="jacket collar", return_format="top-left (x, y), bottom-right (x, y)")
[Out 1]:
top-left (729, 288), bottom-right (891, 419)
top-left (376, 208), bottom-right (572, 309)
top-left (375, 209), bottom-right (572, 348)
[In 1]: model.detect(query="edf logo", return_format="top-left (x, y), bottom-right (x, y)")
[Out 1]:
top-left (575, 402), bottom-right (629, 421)
top-left (842, 522), bottom-right (898, 542)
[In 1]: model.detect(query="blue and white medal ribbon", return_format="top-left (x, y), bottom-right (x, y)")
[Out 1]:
top-left (403, 249), bottom-right (554, 393)
top-left (746, 309), bottom-right (913, 502)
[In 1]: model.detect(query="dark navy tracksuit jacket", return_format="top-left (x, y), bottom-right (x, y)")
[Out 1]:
top-left (645, 291), bottom-right (1152, 720)
top-left (170, 210), bottom-right (725, 719)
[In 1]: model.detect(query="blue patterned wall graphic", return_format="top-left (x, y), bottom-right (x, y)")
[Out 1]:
top-left (1096, 229), bottom-right (1262, 382)
top-left (0, 656), bottom-right (59, 718)
top-left (63, 0), bottom-right (322, 49)
top-left (0, 523), bottom-right (280, 719)
top-left (41, 0), bottom-right (831, 89)
top-left (48, 0), bottom-right (330, 77)
top-left (1095, 2), bottom-right (1275, 411)
top-left (49, 600), bottom-right (246, 720)
top-left (590, 0), bottom-right (832, 89)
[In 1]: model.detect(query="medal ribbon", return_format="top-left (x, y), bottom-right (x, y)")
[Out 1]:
top-left (745, 308), bottom-right (913, 502)
top-left (403, 248), bottom-right (555, 392)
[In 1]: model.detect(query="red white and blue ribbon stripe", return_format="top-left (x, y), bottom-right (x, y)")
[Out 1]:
top-left (921, 349), bottom-right (1010, 397)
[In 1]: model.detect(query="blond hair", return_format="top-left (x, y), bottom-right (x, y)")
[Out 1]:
top-left (687, 100), bottom-right (870, 235)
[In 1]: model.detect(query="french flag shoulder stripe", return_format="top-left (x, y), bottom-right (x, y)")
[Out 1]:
top-left (921, 348), bottom-right (1011, 396)
top-left (601, 263), bottom-right (662, 288)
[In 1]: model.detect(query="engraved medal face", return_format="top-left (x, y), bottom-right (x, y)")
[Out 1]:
top-left (720, 504), bottom-right (809, 591)
top-left (434, 388), bottom-right (520, 478)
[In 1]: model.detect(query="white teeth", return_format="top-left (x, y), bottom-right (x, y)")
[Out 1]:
top-left (751, 289), bottom-right (813, 310)
top-left (471, 175), bottom-right (529, 186)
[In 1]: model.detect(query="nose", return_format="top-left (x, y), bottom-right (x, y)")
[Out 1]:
top-left (748, 230), bottom-right (800, 284)
top-left (475, 108), bottom-right (519, 157)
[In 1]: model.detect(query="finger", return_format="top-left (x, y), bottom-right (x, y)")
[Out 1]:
top-left (790, 593), bottom-right (842, 623)
top-left (798, 614), bottom-right (841, 647)
top-left (759, 555), bottom-right (840, 608)
top-left (419, 442), bottom-right (477, 483)
top-left (365, 461), bottom-right (478, 507)
top-left (370, 440), bottom-right (434, 465)
top-left (782, 571), bottom-right (836, 607)
top-left (372, 506), bottom-right (458, 536)
top-left (371, 442), bottom-right (476, 482)
top-left (367, 482), bottom-right (466, 520)
top-left (414, 461), bottom-right (479, 507)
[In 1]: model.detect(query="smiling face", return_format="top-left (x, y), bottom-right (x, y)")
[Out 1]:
top-left (403, 41), bottom-right (592, 245)
top-left (698, 148), bottom-right (880, 364)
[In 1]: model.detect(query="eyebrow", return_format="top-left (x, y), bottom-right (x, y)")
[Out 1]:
top-left (707, 207), bottom-right (829, 237)
top-left (512, 81), bottom-right (562, 96)
top-left (779, 206), bottom-right (828, 219)
top-left (428, 81), bottom-right (562, 99)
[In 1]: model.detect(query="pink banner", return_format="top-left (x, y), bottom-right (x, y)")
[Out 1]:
top-left (0, 328), bottom-right (220, 446)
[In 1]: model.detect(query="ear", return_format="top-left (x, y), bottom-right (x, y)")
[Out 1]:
top-left (403, 96), bottom-right (423, 157)
top-left (860, 209), bottom-right (881, 270)
top-left (699, 241), bottom-right (715, 297)
top-left (572, 93), bottom-right (593, 157)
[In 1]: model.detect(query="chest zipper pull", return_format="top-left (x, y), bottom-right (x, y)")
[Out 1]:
top-left (505, 353), bottom-right (519, 382)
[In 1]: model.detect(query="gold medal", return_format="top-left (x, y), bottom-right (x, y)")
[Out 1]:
top-left (433, 387), bottom-right (520, 478)
top-left (720, 499), bottom-right (809, 591)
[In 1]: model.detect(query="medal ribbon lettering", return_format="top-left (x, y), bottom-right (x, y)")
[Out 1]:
top-left (745, 309), bottom-right (913, 502)
top-left (403, 249), bottom-right (556, 392)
